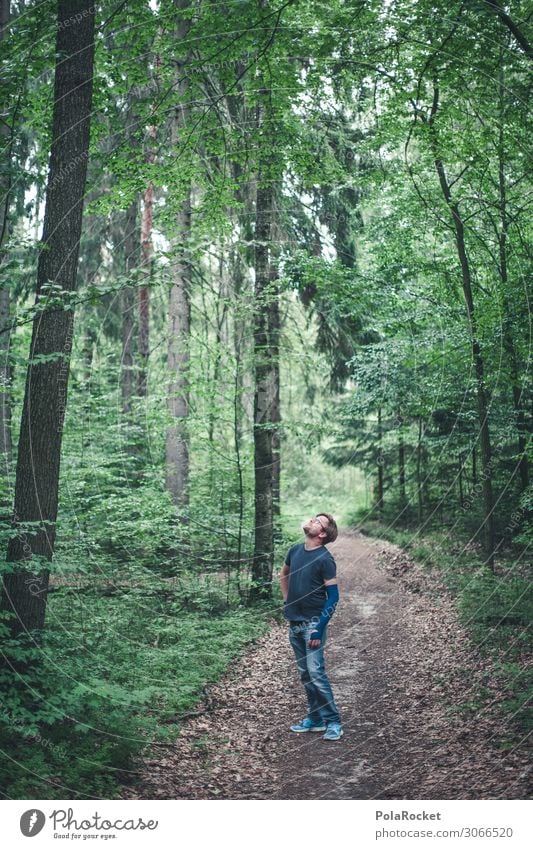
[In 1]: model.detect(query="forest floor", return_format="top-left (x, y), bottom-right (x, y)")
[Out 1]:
top-left (121, 530), bottom-right (531, 800)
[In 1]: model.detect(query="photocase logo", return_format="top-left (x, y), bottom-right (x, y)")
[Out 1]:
top-left (20, 809), bottom-right (46, 837)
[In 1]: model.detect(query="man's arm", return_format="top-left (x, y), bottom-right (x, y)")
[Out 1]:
top-left (280, 563), bottom-right (289, 601)
top-left (308, 578), bottom-right (339, 648)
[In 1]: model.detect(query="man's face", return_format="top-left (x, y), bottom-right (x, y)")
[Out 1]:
top-left (302, 514), bottom-right (329, 539)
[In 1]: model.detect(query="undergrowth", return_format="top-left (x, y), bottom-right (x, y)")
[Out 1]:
top-left (0, 568), bottom-right (274, 799)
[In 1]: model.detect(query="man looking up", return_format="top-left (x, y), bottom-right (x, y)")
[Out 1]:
top-left (280, 513), bottom-right (343, 741)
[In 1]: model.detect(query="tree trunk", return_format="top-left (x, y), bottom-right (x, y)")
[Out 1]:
top-left (166, 192), bottom-right (191, 508)
top-left (497, 64), bottom-right (529, 492)
top-left (121, 196), bottom-right (139, 416)
top-left (119, 101), bottom-right (141, 420)
top-left (251, 178), bottom-right (276, 601)
top-left (0, 0), bottom-right (13, 513)
top-left (0, 0), bottom-right (11, 250)
top-left (1, 0), bottom-right (95, 636)
top-left (398, 412), bottom-right (406, 505)
top-left (137, 125), bottom-right (156, 398)
top-left (417, 417), bottom-right (423, 523)
top-left (428, 84), bottom-right (495, 567)
top-left (269, 250), bottom-right (281, 543)
top-left (250, 36), bottom-right (280, 600)
top-left (82, 327), bottom-right (95, 385)
top-left (166, 4), bottom-right (191, 510)
top-left (376, 406), bottom-right (384, 513)
top-left (230, 242), bottom-right (249, 588)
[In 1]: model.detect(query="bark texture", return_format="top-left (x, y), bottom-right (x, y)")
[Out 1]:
top-left (0, 0), bottom-right (13, 510)
top-left (165, 3), bottom-right (191, 509)
top-left (251, 180), bottom-right (277, 600)
top-left (2, 0), bottom-right (95, 635)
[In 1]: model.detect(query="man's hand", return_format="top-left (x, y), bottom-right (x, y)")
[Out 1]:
top-left (308, 631), bottom-right (321, 649)
top-left (307, 583), bottom-right (339, 649)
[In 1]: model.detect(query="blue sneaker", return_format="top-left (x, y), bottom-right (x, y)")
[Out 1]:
top-left (323, 722), bottom-right (343, 741)
top-left (290, 717), bottom-right (326, 733)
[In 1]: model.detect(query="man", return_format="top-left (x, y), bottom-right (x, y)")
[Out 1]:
top-left (280, 512), bottom-right (343, 741)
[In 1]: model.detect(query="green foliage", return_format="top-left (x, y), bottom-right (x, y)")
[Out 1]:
top-left (458, 570), bottom-right (532, 645)
top-left (0, 580), bottom-right (270, 798)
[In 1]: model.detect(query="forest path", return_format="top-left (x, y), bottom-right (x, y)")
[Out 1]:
top-left (122, 530), bottom-right (530, 800)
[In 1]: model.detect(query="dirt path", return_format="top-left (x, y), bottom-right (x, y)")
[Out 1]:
top-left (121, 531), bottom-right (531, 800)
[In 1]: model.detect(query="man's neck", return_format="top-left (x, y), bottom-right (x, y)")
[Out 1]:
top-left (304, 537), bottom-right (323, 550)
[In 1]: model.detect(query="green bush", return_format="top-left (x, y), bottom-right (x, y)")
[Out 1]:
top-left (458, 570), bottom-right (533, 637)
top-left (0, 574), bottom-right (272, 799)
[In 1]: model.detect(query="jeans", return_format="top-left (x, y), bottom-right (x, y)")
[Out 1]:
top-left (288, 620), bottom-right (341, 725)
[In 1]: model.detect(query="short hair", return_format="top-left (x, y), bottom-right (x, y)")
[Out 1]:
top-left (317, 512), bottom-right (338, 544)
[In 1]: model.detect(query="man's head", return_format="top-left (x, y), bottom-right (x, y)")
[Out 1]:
top-left (302, 512), bottom-right (338, 544)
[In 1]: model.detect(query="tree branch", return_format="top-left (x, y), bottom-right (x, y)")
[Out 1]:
top-left (482, 0), bottom-right (532, 59)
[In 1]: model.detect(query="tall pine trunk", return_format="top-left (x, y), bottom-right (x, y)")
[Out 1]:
top-left (251, 177), bottom-right (277, 601)
top-left (269, 251), bottom-right (281, 542)
top-left (1, 0), bottom-right (95, 636)
top-left (166, 4), bottom-right (191, 510)
top-left (250, 43), bottom-right (280, 600)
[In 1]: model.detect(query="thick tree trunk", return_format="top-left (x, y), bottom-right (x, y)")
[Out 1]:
top-left (166, 5), bottom-right (191, 510)
top-left (251, 179), bottom-right (276, 601)
top-left (1, 0), bottom-right (95, 636)
top-left (0, 286), bottom-right (11, 518)
top-left (269, 256), bottom-right (281, 542)
top-left (250, 2), bottom-right (282, 601)
top-left (0, 287), bottom-right (11, 457)
top-left (0, 0), bottom-right (12, 512)
top-left (429, 84), bottom-right (495, 567)
top-left (0, 0), bottom-right (11, 246)
top-left (233, 351), bottom-right (244, 586)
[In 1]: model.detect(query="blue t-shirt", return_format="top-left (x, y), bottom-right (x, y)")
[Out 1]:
top-left (283, 543), bottom-right (336, 622)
